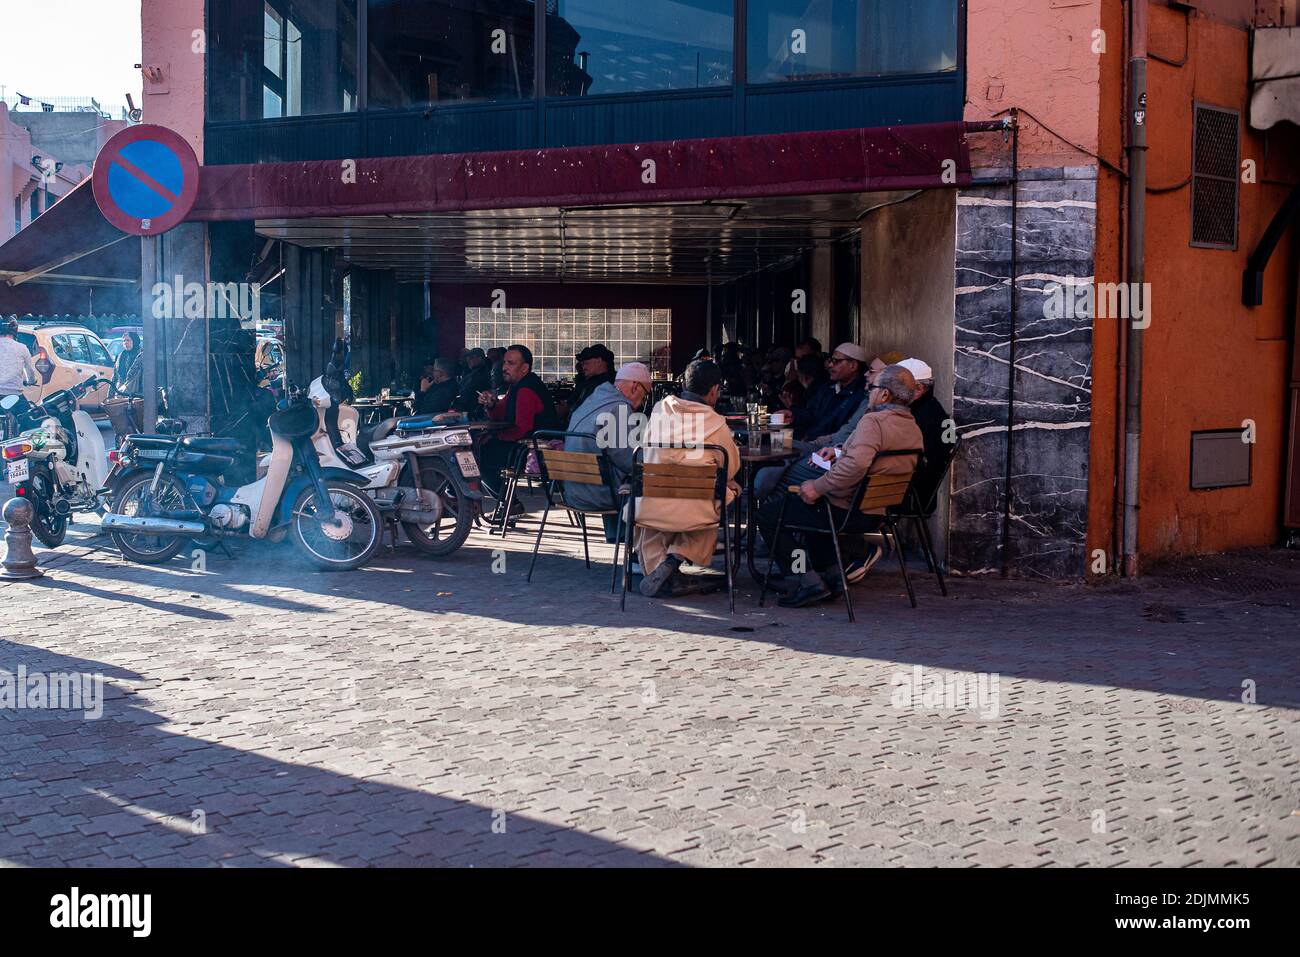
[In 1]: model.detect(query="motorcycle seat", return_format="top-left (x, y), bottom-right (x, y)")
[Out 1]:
top-left (182, 436), bottom-right (244, 455)
top-left (395, 414), bottom-right (436, 432)
top-left (128, 434), bottom-right (184, 449)
top-left (356, 418), bottom-right (399, 459)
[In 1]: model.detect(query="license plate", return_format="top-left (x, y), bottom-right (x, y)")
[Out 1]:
top-left (455, 451), bottom-right (480, 478)
top-left (7, 459), bottom-right (29, 483)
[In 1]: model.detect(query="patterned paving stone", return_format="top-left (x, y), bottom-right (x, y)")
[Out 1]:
top-left (1, 522), bottom-right (1298, 867)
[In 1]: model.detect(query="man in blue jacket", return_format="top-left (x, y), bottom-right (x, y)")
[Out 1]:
top-left (795, 342), bottom-right (868, 452)
top-left (564, 362), bottom-right (653, 542)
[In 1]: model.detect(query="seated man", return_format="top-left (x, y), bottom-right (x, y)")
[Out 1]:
top-left (634, 360), bottom-right (740, 598)
top-left (564, 362), bottom-right (652, 542)
top-left (757, 365), bottom-right (922, 608)
top-left (794, 342), bottom-right (869, 451)
top-left (414, 357), bottom-right (459, 415)
top-left (898, 357), bottom-right (955, 516)
top-left (453, 348), bottom-right (492, 414)
top-left (477, 344), bottom-right (560, 505)
top-left (569, 343), bottom-right (617, 414)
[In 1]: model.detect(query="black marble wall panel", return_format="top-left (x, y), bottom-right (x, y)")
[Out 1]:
top-left (951, 168), bottom-right (1096, 579)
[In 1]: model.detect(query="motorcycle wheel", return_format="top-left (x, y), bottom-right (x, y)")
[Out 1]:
top-left (31, 508), bottom-right (68, 548)
top-left (403, 461), bottom-right (474, 558)
top-left (109, 472), bottom-right (189, 565)
top-left (290, 480), bottom-right (382, 571)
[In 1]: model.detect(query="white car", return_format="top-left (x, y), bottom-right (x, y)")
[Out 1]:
top-left (15, 322), bottom-right (115, 407)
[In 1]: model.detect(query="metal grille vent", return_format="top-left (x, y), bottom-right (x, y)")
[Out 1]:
top-left (1191, 104), bottom-right (1239, 249)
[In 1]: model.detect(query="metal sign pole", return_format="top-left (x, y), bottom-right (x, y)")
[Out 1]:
top-left (141, 234), bottom-right (158, 431)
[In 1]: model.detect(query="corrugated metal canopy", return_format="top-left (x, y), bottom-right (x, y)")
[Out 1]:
top-left (256, 191), bottom-right (913, 284)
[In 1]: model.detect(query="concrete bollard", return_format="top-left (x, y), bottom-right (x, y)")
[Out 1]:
top-left (1, 497), bottom-right (45, 580)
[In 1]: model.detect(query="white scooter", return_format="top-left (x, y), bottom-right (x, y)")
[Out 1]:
top-left (1, 376), bottom-right (111, 547)
top-left (306, 376), bottom-right (483, 557)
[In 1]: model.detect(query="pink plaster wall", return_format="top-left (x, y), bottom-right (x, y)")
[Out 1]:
top-left (963, 0), bottom-right (1105, 169)
top-left (140, 0), bottom-right (207, 161)
top-left (0, 102), bottom-right (93, 246)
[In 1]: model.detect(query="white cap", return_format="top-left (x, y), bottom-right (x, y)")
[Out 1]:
top-left (899, 358), bottom-right (933, 381)
top-left (615, 362), bottom-right (653, 387)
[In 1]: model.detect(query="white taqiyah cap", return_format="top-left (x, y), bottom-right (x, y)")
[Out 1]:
top-left (899, 358), bottom-right (933, 380)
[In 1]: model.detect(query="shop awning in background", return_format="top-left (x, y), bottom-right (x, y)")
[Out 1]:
top-left (192, 122), bottom-right (972, 222)
top-left (0, 180), bottom-right (140, 314)
top-left (1250, 27), bottom-right (1300, 130)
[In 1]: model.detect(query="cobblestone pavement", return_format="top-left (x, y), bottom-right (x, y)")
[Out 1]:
top-left (2, 498), bottom-right (1298, 867)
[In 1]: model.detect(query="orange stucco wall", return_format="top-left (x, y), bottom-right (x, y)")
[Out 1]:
top-left (1137, 6), bottom-right (1298, 559)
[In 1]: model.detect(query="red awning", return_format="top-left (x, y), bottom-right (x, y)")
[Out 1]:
top-left (192, 122), bottom-right (972, 222)
top-left (0, 180), bottom-right (141, 314)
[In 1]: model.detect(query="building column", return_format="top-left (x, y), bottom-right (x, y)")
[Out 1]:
top-left (810, 244), bottom-right (833, 351)
top-left (151, 222), bottom-right (211, 433)
top-left (949, 167), bottom-right (1097, 579)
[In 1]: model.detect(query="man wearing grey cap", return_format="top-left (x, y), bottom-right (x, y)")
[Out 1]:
top-left (564, 362), bottom-right (653, 542)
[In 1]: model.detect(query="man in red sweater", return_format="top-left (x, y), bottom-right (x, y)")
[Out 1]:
top-left (477, 344), bottom-right (560, 504)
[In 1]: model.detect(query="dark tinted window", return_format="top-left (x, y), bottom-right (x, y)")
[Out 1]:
top-left (546, 1), bottom-right (733, 96)
top-left (209, 0), bottom-right (359, 121)
top-left (747, 0), bottom-right (958, 84)
top-left (368, 0), bottom-right (536, 108)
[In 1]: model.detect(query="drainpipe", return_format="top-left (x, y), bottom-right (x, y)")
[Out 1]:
top-left (1121, 1), bottom-right (1148, 577)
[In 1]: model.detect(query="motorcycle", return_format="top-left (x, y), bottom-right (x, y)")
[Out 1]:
top-left (307, 376), bottom-right (482, 557)
top-left (0, 376), bottom-right (112, 547)
top-left (100, 393), bottom-right (384, 571)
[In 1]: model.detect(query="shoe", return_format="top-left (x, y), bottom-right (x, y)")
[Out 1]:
top-left (639, 557), bottom-right (682, 597)
top-left (824, 573), bottom-right (845, 599)
top-left (760, 574), bottom-right (798, 596)
top-left (844, 545), bottom-right (885, 584)
top-left (778, 583), bottom-right (833, 608)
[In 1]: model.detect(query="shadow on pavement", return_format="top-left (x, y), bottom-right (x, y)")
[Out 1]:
top-left (0, 642), bottom-right (677, 867)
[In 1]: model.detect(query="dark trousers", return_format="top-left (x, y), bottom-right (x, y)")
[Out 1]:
top-left (479, 439), bottom-right (520, 500)
top-left (757, 493), bottom-right (881, 575)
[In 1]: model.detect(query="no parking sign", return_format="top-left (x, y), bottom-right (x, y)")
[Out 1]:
top-left (92, 124), bottom-right (200, 236)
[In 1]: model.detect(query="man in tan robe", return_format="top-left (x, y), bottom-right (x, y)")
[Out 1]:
top-left (634, 360), bottom-right (740, 598)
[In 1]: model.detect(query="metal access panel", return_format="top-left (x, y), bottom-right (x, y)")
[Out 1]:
top-left (1190, 429), bottom-right (1252, 490)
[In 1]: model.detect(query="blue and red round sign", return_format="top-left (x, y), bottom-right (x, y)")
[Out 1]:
top-left (92, 124), bottom-right (200, 236)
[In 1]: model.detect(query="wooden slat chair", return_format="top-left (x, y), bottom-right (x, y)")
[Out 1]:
top-left (887, 435), bottom-right (961, 597)
top-left (759, 449), bottom-right (921, 622)
top-left (621, 443), bottom-right (735, 613)
top-left (526, 430), bottom-right (630, 591)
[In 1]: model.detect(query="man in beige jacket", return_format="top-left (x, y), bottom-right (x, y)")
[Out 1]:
top-left (757, 365), bottom-right (923, 608)
top-left (635, 360), bottom-right (740, 598)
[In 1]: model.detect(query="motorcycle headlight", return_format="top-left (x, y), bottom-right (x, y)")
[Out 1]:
top-left (444, 431), bottom-right (473, 446)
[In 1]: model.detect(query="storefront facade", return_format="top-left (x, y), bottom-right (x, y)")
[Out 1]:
top-left (2, 0), bottom-right (1293, 581)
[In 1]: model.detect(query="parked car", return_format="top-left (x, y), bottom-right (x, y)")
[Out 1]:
top-left (15, 322), bottom-right (115, 407)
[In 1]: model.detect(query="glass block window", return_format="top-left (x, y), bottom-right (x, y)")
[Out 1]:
top-left (1191, 104), bottom-right (1239, 249)
top-left (465, 306), bottom-right (672, 380)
